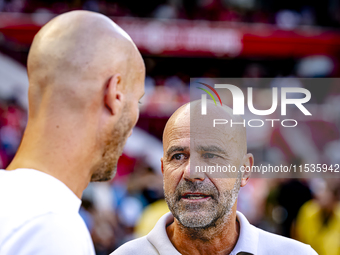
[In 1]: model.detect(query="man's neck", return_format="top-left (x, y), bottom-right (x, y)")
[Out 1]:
top-left (166, 210), bottom-right (240, 255)
top-left (6, 118), bottom-right (95, 198)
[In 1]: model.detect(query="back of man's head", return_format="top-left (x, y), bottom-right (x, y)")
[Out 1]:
top-left (27, 10), bottom-right (140, 117)
top-left (7, 11), bottom-right (145, 196)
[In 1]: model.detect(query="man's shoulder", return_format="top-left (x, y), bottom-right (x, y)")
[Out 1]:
top-left (1, 212), bottom-right (94, 255)
top-left (255, 226), bottom-right (317, 254)
top-left (111, 236), bottom-right (158, 255)
top-left (0, 175), bottom-right (77, 239)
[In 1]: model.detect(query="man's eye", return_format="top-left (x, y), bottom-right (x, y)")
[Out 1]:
top-left (202, 153), bottom-right (217, 159)
top-left (171, 153), bottom-right (186, 160)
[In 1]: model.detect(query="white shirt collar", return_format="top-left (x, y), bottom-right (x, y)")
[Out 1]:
top-left (147, 211), bottom-right (258, 255)
top-left (232, 211), bottom-right (258, 255)
top-left (5, 168), bottom-right (81, 213)
top-left (147, 212), bottom-right (181, 255)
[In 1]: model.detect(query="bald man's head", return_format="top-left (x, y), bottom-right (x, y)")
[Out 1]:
top-left (28, 11), bottom-right (144, 116)
top-left (161, 101), bottom-right (253, 230)
top-left (163, 100), bottom-right (248, 160)
top-left (23, 11), bottom-right (145, 182)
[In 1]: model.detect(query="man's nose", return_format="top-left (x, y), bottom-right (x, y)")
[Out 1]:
top-left (183, 158), bottom-right (205, 182)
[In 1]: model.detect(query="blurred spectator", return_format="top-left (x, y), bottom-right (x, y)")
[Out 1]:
top-left (0, 99), bottom-right (26, 166)
top-left (295, 179), bottom-right (340, 255)
top-left (0, 0), bottom-right (339, 27)
top-left (276, 178), bottom-right (312, 237)
top-left (135, 199), bottom-right (169, 237)
top-left (276, 10), bottom-right (301, 30)
top-left (153, 3), bottom-right (178, 19)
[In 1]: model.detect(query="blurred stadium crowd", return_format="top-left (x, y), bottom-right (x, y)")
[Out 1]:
top-left (1, 0), bottom-right (340, 255)
top-left (1, 0), bottom-right (340, 28)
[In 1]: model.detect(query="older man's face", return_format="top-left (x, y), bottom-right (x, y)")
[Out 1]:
top-left (162, 105), bottom-right (247, 228)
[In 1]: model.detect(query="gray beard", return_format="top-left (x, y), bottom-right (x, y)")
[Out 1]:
top-left (164, 176), bottom-right (241, 232)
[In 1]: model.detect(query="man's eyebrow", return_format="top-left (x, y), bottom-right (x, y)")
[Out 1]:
top-left (196, 145), bottom-right (228, 156)
top-left (166, 146), bottom-right (189, 157)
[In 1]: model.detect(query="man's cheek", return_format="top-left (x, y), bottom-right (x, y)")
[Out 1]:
top-left (164, 174), bottom-right (177, 192)
top-left (166, 161), bottom-right (186, 173)
top-left (163, 181), bottom-right (173, 195)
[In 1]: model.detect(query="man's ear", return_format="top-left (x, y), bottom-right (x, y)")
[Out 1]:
top-left (104, 74), bottom-right (124, 116)
top-left (161, 157), bottom-right (164, 175)
top-left (241, 153), bottom-right (254, 187)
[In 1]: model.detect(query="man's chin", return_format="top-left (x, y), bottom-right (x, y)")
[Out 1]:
top-left (90, 166), bottom-right (117, 182)
top-left (176, 211), bottom-right (216, 228)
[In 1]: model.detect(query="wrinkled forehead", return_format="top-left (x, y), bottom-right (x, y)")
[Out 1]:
top-left (192, 106), bottom-right (243, 152)
top-left (163, 102), bottom-right (246, 155)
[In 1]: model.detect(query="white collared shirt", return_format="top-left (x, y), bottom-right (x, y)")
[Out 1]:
top-left (0, 168), bottom-right (95, 255)
top-left (112, 211), bottom-right (318, 255)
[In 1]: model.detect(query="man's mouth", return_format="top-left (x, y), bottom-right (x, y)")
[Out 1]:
top-left (181, 193), bottom-right (212, 200)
